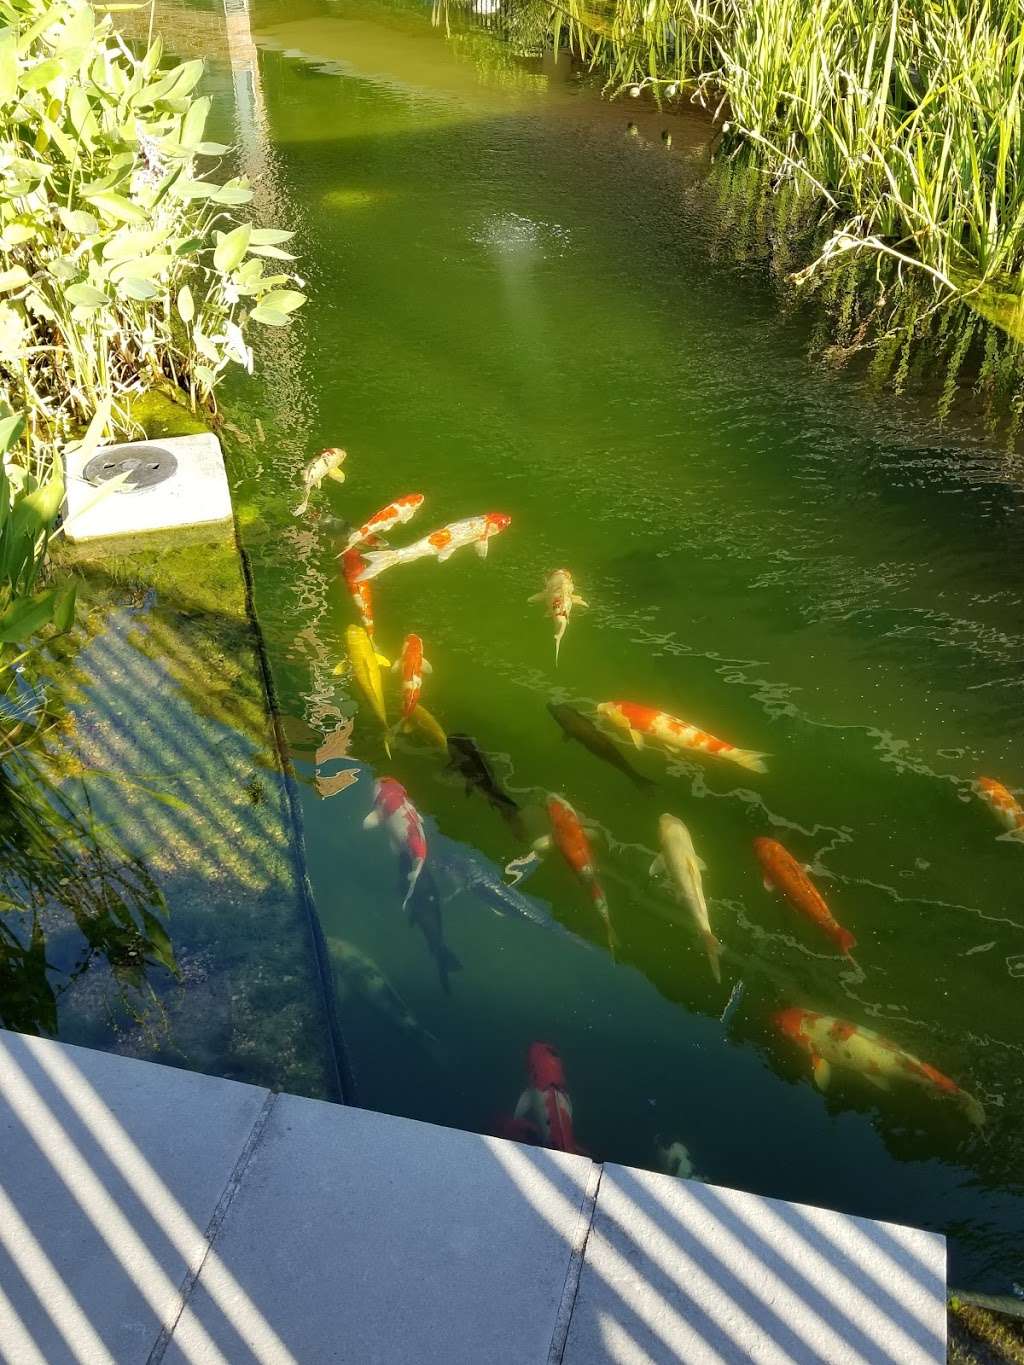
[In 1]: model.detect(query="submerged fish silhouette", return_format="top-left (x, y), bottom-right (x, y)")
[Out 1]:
top-left (406, 863), bottom-right (462, 996)
top-left (447, 734), bottom-right (522, 831)
top-left (547, 703), bottom-right (655, 791)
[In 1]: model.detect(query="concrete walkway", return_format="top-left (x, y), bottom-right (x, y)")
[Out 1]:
top-left (0, 1031), bottom-right (946, 1364)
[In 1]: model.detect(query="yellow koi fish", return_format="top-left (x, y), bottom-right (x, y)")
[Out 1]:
top-left (336, 625), bottom-right (391, 756)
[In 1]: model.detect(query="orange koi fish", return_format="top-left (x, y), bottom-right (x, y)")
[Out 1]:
top-left (776, 1008), bottom-right (985, 1126)
top-left (975, 777), bottom-right (1024, 835)
top-left (340, 493), bottom-right (424, 554)
top-left (597, 701), bottom-right (767, 774)
top-left (356, 513), bottom-right (511, 582)
top-left (754, 838), bottom-right (855, 956)
top-left (535, 795), bottom-right (616, 956)
top-left (392, 633), bottom-right (432, 724)
top-left (340, 549), bottom-right (375, 638)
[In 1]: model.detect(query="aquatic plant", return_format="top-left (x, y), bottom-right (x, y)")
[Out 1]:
top-left (0, 0), bottom-right (306, 463)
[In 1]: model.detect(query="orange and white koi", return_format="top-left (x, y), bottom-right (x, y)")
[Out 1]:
top-left (340, 548), bottom-right (375, 639)
top-left (510, 1042), bottom-right (585, 1155)
top-left (528, 569), bottom-right (588, 665)
top-left (776, 1008), bottom-right (985, 1126)
top-left (754, 837), bottom-right (855, 956)
top-left (597, 701), bottom-right (767, 774)
top-left (340, 493), bottom-right (424, 554)
top-left (975, 776), bottom-right (1024, 836)
top-left (356, 513), bottom-right (511, 582)
top-left (363, 776), bottom-right (427, 911)
top-left (535, 794), bottom-right (616, 956)
top-left (392, 632), bottom-right (432, 724)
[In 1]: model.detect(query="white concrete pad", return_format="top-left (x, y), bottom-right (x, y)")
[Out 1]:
top-left (562, 1164), bottom-right (947, 1365)
top-left (63, 432), bottom-right (233, 543)
top-left (165, 1095), bottom-right (594, 1365)
top-left (0, 1031), bottom-right (268, 1364)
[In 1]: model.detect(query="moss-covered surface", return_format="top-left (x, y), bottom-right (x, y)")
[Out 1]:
top-left (15, 435), bottom-right (340, 1099)
top-left (950, 1302), bottom-right (1024, 1364)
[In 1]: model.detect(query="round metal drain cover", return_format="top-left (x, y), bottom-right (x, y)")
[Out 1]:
top-left (83, 444), bottom-right (178, 491)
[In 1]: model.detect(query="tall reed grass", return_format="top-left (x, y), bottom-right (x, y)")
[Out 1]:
top-left (469, 0), bottom-right (1024, 310)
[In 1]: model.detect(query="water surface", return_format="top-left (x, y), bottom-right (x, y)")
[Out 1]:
top-left (202, 0), bottom-right (1023, 1292)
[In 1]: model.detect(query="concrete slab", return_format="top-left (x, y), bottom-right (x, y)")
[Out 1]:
top-left (63, 433), bottom-right (233, 543)
top-left (562, 1164), bottom-right (947, 1365)
top-left (0, 1031), bottom-right (268, 1364)
top-left (164, 1094), bottom-right (594, 1365)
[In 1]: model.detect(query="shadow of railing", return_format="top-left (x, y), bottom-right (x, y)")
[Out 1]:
top-left (0, 1028), bottom-right (945, 1364)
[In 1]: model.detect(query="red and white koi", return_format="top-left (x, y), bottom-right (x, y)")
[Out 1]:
top-left (363, 776), bottom-right (427, 911)
top-left (511, 1042), bottom-right (585, 1154)
top-left (528, 569), bottom-right (588, 664)
top-left (975, 776), bottom-right (1024, 836)
top-left (776, 1008), bottom-right (986, 1126)
top-left (597, 701), bottom-right (767, 774)
top-left (340, 493), bottom-right (424, 554)
top-left (340, 548), bottom-right (375, 639)
top-left (535, 794), bottom-right (616, 956)
top-left (356, 513), bottom-right (511, 582)
top-left (392, 633), bottom-right (432, 724)
top-left (754, 837), bottom-right (856, 957)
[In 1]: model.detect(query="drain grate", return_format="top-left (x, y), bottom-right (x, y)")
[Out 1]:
top-left (83, 444), bottom-right (179, 491)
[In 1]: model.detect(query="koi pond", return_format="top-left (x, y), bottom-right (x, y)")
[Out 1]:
top-left (25, 0), bottom-right (1024, 1299)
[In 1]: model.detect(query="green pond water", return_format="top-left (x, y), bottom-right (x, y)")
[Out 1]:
top-left (206, 0), bottom-right (1024, 1293)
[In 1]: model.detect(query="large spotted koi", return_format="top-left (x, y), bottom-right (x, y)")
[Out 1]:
top-left (975, 776), bottom-right (1024, 836)
top-left (754, 837), bottom-right (855, 957)
top-left (356, 514), bottom-right (511, 583)
top-left (363, 776), bottom-right (427, 911)
top-left (597, 701), bottom-right (767, 774)
top-left (776, 1008), bottom-right (985, 1126)
top-left (340, 493), bottom-right (424, 554)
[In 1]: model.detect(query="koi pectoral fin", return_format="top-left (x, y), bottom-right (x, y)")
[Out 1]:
top-left (375, 653), bottom-right (391, 668)
top-left (527, 591), bottom-right (545, 604)
top-left (421, 658), bottom-right (433, 674)
top-left (327, 468), bottom-right (347, 483)
top-left (532, 835), bottom-right (552, 854)
top-left (812, 1056), bottom-right (831, 1091)
top-left (362, 811), bottom-right (381, 830)
top-left (628, 728), bottom-right (644, 750)
top-left (572, 595), bottom-right (589, 608)
top-left (649, 854), bottom-right (665, 879)
top-left (863, 1073), bottom-right (892, 1092)
top-left (762, 876), bottom-right (774, 893)
top-left (475, 539), bottom-right (489, 559)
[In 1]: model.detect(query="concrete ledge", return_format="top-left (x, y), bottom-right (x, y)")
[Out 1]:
top-left (0, 1031), bottom-right (947, 1363)
top-left (62, 433), bottom-right (233, 543)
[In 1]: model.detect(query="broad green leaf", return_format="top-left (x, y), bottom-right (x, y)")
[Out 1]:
top-left (0, 32), bottom-right (16, 102)
top-left (57, 4), bottom-right (94, 55)
top-left (108, 253), bottom-right (173, 281)
top-left (258, 289), bottom-right (305, 315)
top-left (213, 222), bottom-right (251, 273)
top-left (193, 331), bottom-right (221, 362)
top-left (21, 59), bottom-right (62, 91)
top-left (64, 282), bottom-right (108, 307)
top-left (250, 305), bottom-right (289, 327)
top-left (212, 181), bottom-right (252, 206)
top-left (248, 245), bottom-right (296, 260)
top-left (84, 190), bottom-right (147, 224)
top-left (180, 94), bottom-right (210, 148)
top-left (116, 275), bottom-right (159, 300)
top-left (195, 141), bottom-right (229, 156)
top-left (51, 581), bottom-right (76, 633)
top-left (0, 412), bottom-right (25, 454)
top-left (20, 468), bottom-right (64, 525)
top-left (57, 207), bottom-right (100, 235)
top-left (101, 228), bottom-right (170, 261)
top-left (169, 178), bottom-right (216, 200)
top-left (0, 588), bottom-right (57, 643)
top-left (176, 283), bottom-right (194, 322)
top-left (0, 267), bottom-right (29, 292)
top-left (249, 228), bottom-right (294, 245)
top-left (1, 225), bottom-right (35, 246)
top-left (68, 85), bottom-right (98, 146)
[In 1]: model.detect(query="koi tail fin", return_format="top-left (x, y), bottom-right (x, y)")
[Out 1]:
top-left (703, 932), bottom-right (723, 984)
top-left (292, 494), bottom-right (310, 517)
top-left (383, 732), bottom-right (393, 760)
top-left (729, 748), bottom-right (769, 774)
top-left (356, 548), bottom-right (401, 583)
top-left (960, 1092), bottom-right (987, 1127)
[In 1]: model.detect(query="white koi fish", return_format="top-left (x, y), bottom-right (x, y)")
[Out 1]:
top-left (363, 776), bottom-right (427, 911)
top-left (651, 814), bottom-right (722, 983)
top-left (528, 568), bottom-right (588, 664)
top-left (356, 513), bottom-right (511, 582)
top-left (293, 447), bottom-right (347, 516)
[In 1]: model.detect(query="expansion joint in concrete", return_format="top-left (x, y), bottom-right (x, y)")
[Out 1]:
top-left (146, 1089), bottom-right (279, 1364)
top-left (548, 1159), bottom-right (603, 1365)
